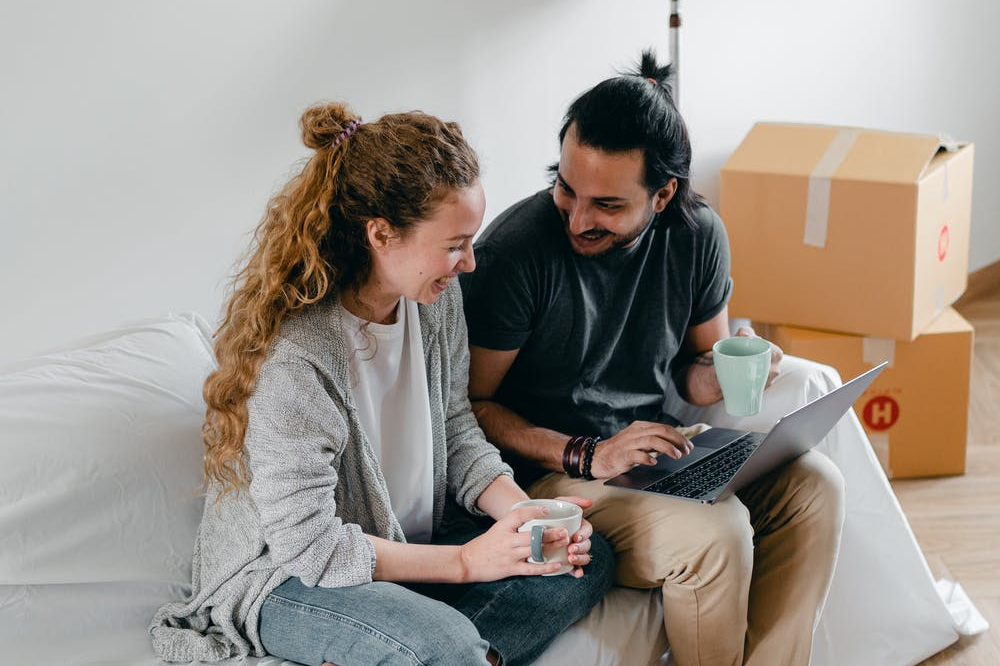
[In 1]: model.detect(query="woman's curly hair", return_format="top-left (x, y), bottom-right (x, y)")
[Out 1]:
top-left (202, 101), bottom-right (479, 496)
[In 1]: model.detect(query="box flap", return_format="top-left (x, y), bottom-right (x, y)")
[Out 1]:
top-left (922, 142), bottom-right (973, 179)
top-left (722, 123), bottom-right (842, 177)
top-left (723, 122), bottom-right (952, 184)
top-left (838, 132), bottom-right (944, 184)
top-left (921, 308), bottom-right (974, 335)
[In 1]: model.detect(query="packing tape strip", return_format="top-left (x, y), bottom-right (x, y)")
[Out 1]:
top-left (938, 133), bottom-right (961, 152)
top-left (937, 133), bottom-right (958, 202)
top-left (868, 432), bottom-right (892, 477)
top-left (804, 128), bottom-right (861, 248)
top-left (863, 337), bottom-right (895, 368)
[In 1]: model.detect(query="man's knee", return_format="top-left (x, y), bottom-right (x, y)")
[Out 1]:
top-left (768, 451), bottom-right (846, 539)
top-left (789, 450), bottom-right (846, 512)
top-left (683, 500), bottom-right (755, 580)
top-left (616, 497), bottom-right (754, 587)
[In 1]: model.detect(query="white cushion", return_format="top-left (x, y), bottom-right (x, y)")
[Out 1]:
top-left (0, 313), bottom-right (673, 666)
top-left (0, 322), bottom-right (962, 666)
top-left (0, 314), bottom-right (216, 660)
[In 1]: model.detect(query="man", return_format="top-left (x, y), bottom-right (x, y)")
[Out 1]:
top-left (460, 50), bottom-right (845, 666)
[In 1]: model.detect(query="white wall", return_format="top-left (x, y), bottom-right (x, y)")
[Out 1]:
top-left (2, 0), bottom-right (997, 365)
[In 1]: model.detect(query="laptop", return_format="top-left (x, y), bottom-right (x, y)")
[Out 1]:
top-left (604, 362), bottom-right (887, 504)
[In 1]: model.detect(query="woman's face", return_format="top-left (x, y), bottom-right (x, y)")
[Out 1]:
top-left (369, 182), bottom-right (485, 306)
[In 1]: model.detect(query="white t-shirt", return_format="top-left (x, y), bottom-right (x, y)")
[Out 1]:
top-left (340, 299), bottom-right (435, 543)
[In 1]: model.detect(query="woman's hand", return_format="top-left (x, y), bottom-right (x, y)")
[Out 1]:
top-left (552, 496), bottom-right (596, 579)
top-left (458, 504), bottom-right (573, 581)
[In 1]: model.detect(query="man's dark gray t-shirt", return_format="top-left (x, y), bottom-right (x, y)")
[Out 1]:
top-left (460, 189), bottom-right (732, 481)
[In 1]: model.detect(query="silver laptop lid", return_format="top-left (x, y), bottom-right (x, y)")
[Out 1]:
top-left (717, 361), bottom-right (887, 499)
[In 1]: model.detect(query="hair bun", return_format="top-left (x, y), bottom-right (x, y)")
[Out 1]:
top-left (300, 102), bottom-right (361, 150)
top-left (635, 48), bottom-right (675, 102)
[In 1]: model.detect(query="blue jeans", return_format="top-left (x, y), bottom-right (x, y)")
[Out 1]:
top-left (258, 528), bottom-right (615, 666)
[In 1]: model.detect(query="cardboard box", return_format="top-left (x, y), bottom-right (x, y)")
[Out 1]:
top-left (721, 122), bottom-right (974, 340)
top-left (760, 308), bottom-right (974, 478)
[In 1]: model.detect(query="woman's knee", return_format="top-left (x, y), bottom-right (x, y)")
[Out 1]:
top-left (260, 580), bottom-right (491, 666)
top-left (464, 534), bottom-right (616, 665)
top-left (417, 610), bottom-right (492, 665)
top-left (491, 532), bottom-right (615, 619)
top-left (372, 588), bottom-right (490, 665)
top-left (576, 532), bottom-right (616, 605)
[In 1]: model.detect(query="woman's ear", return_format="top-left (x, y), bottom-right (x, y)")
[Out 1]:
top-left (366, 218), bottom-right (397, 251)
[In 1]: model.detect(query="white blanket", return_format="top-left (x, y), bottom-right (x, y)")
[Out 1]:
top-left (670, 357), bottom-right (962, 666)
top-left (0, 315), bottom-right (972, 665)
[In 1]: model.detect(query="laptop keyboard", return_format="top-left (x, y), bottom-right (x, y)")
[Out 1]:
top-left (645, 433), bottom-right (763, 500)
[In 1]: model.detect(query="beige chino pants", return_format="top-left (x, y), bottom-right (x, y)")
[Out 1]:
top-left (528, 426), bottom-right (846, 666)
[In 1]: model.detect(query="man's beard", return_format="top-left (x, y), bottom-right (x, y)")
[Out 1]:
top-left (564, 211), bottom-right (656, 258)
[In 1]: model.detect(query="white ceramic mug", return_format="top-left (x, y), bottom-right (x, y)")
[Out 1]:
top-left (511, 498), bottom-right (583, 576)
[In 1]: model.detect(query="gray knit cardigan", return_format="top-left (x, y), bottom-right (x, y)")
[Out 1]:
top-left (149, 281), bottom-right (513, 662)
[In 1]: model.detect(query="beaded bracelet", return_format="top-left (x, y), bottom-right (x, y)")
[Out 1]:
top-left (582, 437), bottom-right (602, 480)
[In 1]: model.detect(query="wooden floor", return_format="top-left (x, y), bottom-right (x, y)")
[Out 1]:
top-left (890, 281), bottom-right (1000, 665)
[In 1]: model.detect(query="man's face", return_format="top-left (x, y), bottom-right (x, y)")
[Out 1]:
top-left (551, 125), bottom-right (674, 257)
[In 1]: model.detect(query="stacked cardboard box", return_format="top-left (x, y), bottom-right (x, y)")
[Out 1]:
top-left (720, 122), bottom-right (975, 478)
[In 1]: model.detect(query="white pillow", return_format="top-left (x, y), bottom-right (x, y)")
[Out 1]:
top-left (0, 313), bottom-right (677, 666)
top-left (0, 313), bottom-right (216, 660)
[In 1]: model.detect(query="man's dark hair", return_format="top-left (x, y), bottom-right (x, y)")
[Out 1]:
top-left (553, 48), bottom-right (704, 230)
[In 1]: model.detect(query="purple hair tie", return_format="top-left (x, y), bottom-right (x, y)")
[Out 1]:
top-left (332, 119), bottom-right (361, 148)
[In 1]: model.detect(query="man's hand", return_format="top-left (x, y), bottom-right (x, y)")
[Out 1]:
top-left (589, 421), bottom-right (693, 479)
top-left (734, 325), bottom-right (783, 387)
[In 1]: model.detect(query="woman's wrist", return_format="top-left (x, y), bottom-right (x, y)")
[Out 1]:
top-left (369, 536), bottom-right (472, 584)
top-left (476, 473), bottom-right (529, 520)
top-left (452, 544), bottom-right (473, 584)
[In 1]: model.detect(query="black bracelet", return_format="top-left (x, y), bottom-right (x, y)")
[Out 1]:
top-left (582, 437), bottom-right (601, 480)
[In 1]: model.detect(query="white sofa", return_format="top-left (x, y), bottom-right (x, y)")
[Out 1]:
top-left (0, 314), bottom-right (966, 666)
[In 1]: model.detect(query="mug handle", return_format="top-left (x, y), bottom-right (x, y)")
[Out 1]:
top-left (529, 524), bottom-right (545, 563)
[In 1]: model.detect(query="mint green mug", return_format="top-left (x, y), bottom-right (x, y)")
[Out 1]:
top-left (712, 336), bottom-right (772, 416)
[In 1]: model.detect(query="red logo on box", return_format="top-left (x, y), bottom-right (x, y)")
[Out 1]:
top-left (863, 396), bottom-right (900, 431)
top-left (938, 224), bottom-right (950, 262)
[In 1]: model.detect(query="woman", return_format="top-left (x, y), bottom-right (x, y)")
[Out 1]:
top-left (149, 102), bottom-right (614, 666)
